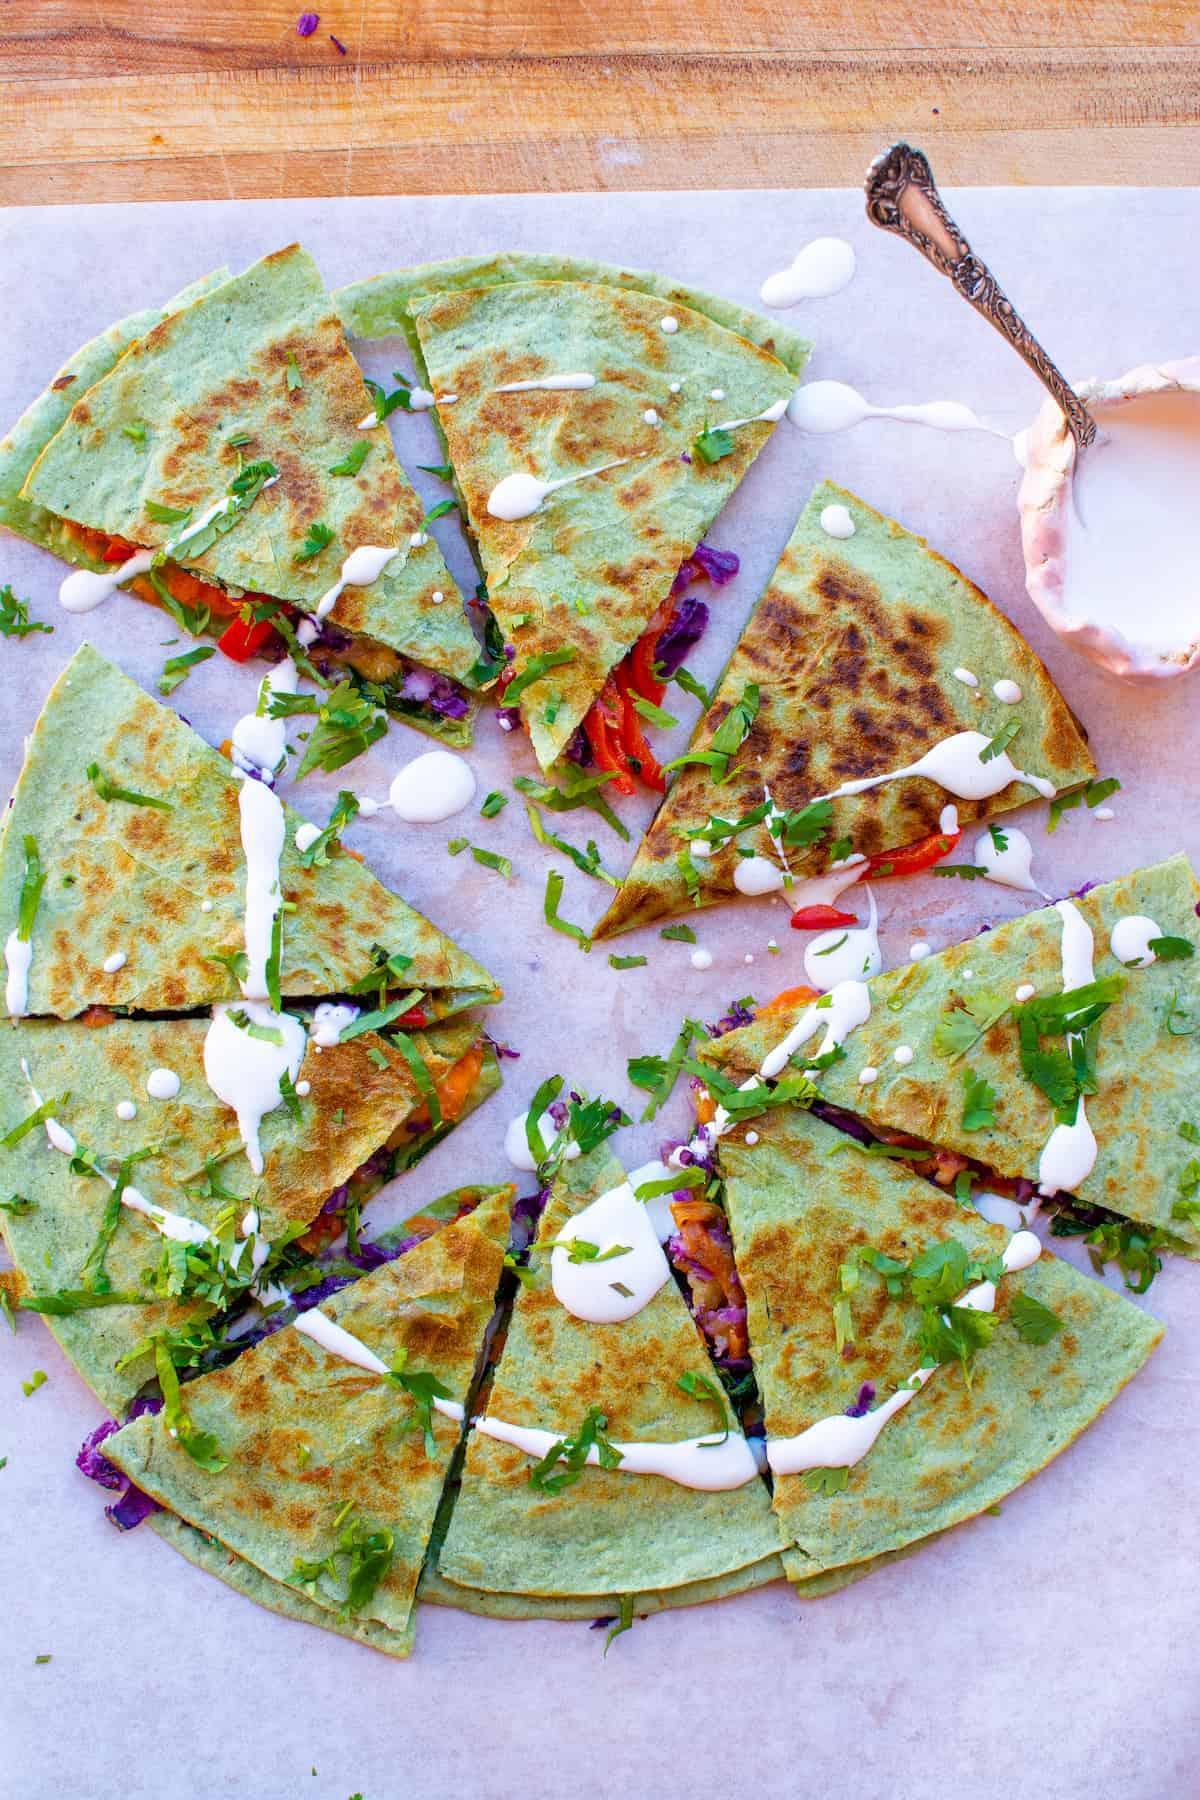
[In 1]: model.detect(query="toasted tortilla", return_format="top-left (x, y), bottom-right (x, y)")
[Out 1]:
top-left (717, 1104), bottom-right (1162, 1583)
top-left (436, 1144), bottom-right (785, 1601)
top-left (0, 643), bottom-right (498, 1019)
top-left (595, 481), bottom-right (1097, 937)
top-left (104, 1187), bottom-right (513, 1657)
top-left (10, 246), bottom-right (483, 735)
top-left (705, 854), bottom-right (1200, 1252)
top-left (400, 279), bottom-right (797, 769)
top-left (0, 1014), bottom-right (496, 1410)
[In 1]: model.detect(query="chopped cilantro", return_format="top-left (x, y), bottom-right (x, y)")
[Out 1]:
top-left (285, 351), bottom-right (303, 391)
top-left (667, 666), bottom-right (712, 710)
top-left (205, 948), bottom-right (249, 984)
top-left (16, 835), bottom-right (46, 943)
top-left (555, 1238), bottom-right (631, 1266)
top-left (661, 923), bottom-right (697, 944)
top-left (503, 648), bottom-right (578, 708)
top-left (814, 933), bottom-right (849, 958)
top-left (479, 790), bottom-right (508, 819)
top-left (121, 420), bottom-right (148, 444)
top-left (0, 1194), bottom-right (35, 1216)
top-left (292, 1504), bottom-right (396, 1615)
top-left (384, 1350), bottom-right (454, 1455)
top-left (294, 521), bottom-right (335, 563)
top-left (675, 843), bottom-right (703, 906)
top-left (933, 990), bottom-right (1011, 1061)
top-left (631, 695), bottom-right (678, 731)
top-left (987, 824), bottom-right (1009, 853)
top-left (2, 1093), bottom-right (70, 1150)
top-left (418, 497), bottom-right (458, 532)
top-left (292, 680), bottom-right (387, 780)
top-left (608, 954), bottom-right (646, 970)
top-left (961, 1067), bottom-right (997, 1131)
top-left (154, 1341), bottom-right (227, 1472)
top-left (528, 1404), bottom-right (623, 1494)
top-left (298, 790), bottom-right (360, 869)
top-left (86, 764), bottom-right (173, 811)
top-left (0, 584), bottom-right (52, 639)
top-left (979, 719), bottom-right (1021, 763)
top-left (389, 1031), bottom-right (441, 1128)
top-left (803, 1466), bottom-right (850, 1496)
top-left (779, 799), bottom-right (833, 849)
top-left (543, 869), bottom-right (591, 951)
top-left (21, 1370), bottom-right (47, 1397)
top-left (676, 1369), bottom-right (730, 1443)
top-left (525, 803), bottom-right (618, 886)
top-left (603, 1593), bottom-right (635, 1656)
top-left (329, 441), bottom-right (371, 477)
top-left (1008, 1290), bottom-right (1063, 1344)
top-left (417, 462), bottom-right (454, 480)
top-left (1148, 935), bottom-right (1195, 962)
top-left (628, 1017), bottom-right (705, 1121)
top-left (158, 645), bottom-right (215, 695)
top-left (364, 372), bottom-right (415, 421)
top-left (692, 422), bottom-right (735, 464)
top-left (1050, 1208), bottom-right (1167, 1294)
top-left (145, 499), bottom-right (192, 526)
top-left (665, 681), bottom-right (759, 786)
top-left (933, 864), bottom-right (989, 881)
top-left (513, 769), bottom-right (629, 841)
top-left (278, 1068), bottom-right (303, 1125)
top-left (227, 1008), bottom-right (285, 1047)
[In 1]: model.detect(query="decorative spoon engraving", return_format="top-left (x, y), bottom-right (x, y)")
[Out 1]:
top-left (864, 142), bottom-right (1097, 452)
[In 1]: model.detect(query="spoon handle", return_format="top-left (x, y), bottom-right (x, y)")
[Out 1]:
top-left (864, 142), bottom-right (1097, 451)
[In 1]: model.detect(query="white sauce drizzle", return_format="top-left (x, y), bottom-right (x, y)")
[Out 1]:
top-left (4, 932), bottom-right (33, 1017)
top-left (550, 1173), bottom-right (673, 1324)
top-left (237, 776), bottom-right (286, 1001)
top-left (813, 729), bottom-right (1056, 805)
top-left (292, 1307), bottom-right (465, 1421)
top-left (314, 545), bottom-right (399, 621)
top-left (503, 1109), bottom-right (582, 1174)
top-left (486, 458), bottom-right (636, 522)
top-left (1110, 913), bottom-right (1164, 968)
top-left (471, 1413), bottom-right (759, 1492)
top-left (388, 750), bottom-right (476, 823)
top-left (804, 887), bottom-right (881, 990)
top-left (59, 550), bottom-right (154, 615)
top-left (819, 503), bottom-right (856, 539)
top-left (493, 372), bottom-right (597, 393)
top-left (309, 1001), bottom-right (358, 1048)
top-left (713, 397), bottom-right (788, 433)
top-left (974, 825), bottom-right (1045, 895)
top-left (767, 1231), bottom-right (1042, 1474)
top-left (760, 238), bottom-right (857, 307)
top-left (202, 1001), bottom-right (306, 1176)
top-left (786, 380), bottom-right (1000, 438)
top-left (145, 1068), bottom-right (181, 1101)
top-left (1037, 901), bottom-right (1099, 1197)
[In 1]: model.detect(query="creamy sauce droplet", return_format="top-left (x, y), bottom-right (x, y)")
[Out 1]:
top-left (503, 1109), bottom-right (582, 1174)
top-left (116, 1100), bottom-right (137, 1122)
top-left (690, 948), bottom-right (713, 970)
top-left (389, 750), bottom-right (476, 823)
top-left (819, 503), bottom-right (856, 539)
top-left (294, 822), bottom-right (321, 854)
top-left (813, 729), bottom-right (1056, 805)
top-left (804, 887), bottom-right (881, 990)
top-left (494, 373), bottom-right (597, 393)
top-left (787, 380), bottom-right (999, 437)
top-left (102, 951), bottom-right (127, 974)
top-left (145, 1068), bottom-right (181, 1101)
top-left (486, 458), bottom-right (635, 522)
top-left (309, 1001), bottom-right (358, 1048)
top-left (760, 237), bottom-right (857, 307)
top-left (975, 825), bottom-right (1045, 895)
top-left (550, 1175), bottom-right (672, 1323)
top-left (60, 550), bottom-right (154, 615)
top-left (952, 666), bottom-right (979, 688)
top-left (1110, 913), bottom-right (1163, 968)
top-left (993, 679), bottom-right (1023, 704)
top-left (314, 545), bottom-right (399, 621)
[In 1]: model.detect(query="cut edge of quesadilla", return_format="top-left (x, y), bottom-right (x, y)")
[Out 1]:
top-left (8, 246), bottom-right (487, 749)
top-left (0, 642), bottom-right (500, 1020)
top-left (594, 478), bottom-right (1098, 939)
top-left (715, 1102), bottom-right (1162, 1583)
top-left (404, 276), bottom-right (799, 774)
top-left (102, 1185), bottom-right (516, 1655)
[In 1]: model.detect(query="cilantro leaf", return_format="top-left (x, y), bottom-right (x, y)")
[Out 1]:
top-left (145, 499), bottom-right (192, 526)
top-left (294, 521), bottom-right (335, 563)
top-left (543, 869), bottom-right (591, 951)
top-left (803, 1466), bottom-right (850, 1496)
top-left (1008, 1290), bottom-right (1063, 1344)
top-left (933, 991), bottom-right (1011, 1061)
top-left (298, 790), bottom-right (359, 869)
top-left (158, 645), bottom-right (215, 695)
top-left (1149, 935), bottom-right (1195, 962)
top-left (608, 954), bottom-right (646, 970)
top-left (527, 1404), bottom-right (623, 1494)
top-left (480, 790), bottom-right (508, 819)
top-left (628, 1017), bottom-right (705, 1121)
top-left (329, 441), bottom-right (371, 477)
top-left (961, 1067), bottom-right (997, 1132)
top-left (933, 864), bottom-right (989, 881)
top-left (631, 695), bottom-right (678, 731)
top-left (503, 648), bottom-right (578, 708)
top-left (661, 923), bottom-right (697, 944)
top-left (525, 802), bottom-right (618, 886)
top-left (692, 423), bottom-right (735, 464)
top-left (513, 769), bottom-right (629, 842)
top-left (292, 1504), bottom-right (396, 1616)
top-left (293, 680), bottom-right (387, 780)
top-left (0, 584), bottom-right (52, 639)
top-left (979, 719), bottom-right (1021, 763)
top-left (676, 1369), bottom-right (730, 1444)
top-left (86, 763), bottom-right (173, 811)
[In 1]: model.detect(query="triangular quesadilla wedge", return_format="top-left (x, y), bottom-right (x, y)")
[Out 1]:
top-left (10, 246), bottom-right (484, 745)
top-left (0, 1013), bottom-right (498, 1410)
top-left (436, 1143), bottom-right (784, 1604)
top-left (103, 1187), bottom-right (514, 1659)
top-left (400, 279), bottom-right (797, 773)
top-left (0, 268), bottom-right (231, 556)
top-left (714, 1102), bottom-right (1162, 1585)
top-left (703, 854), bottom-right (1200, 1257)
top-left (594, 480), bottom-right (1097, 938)
top-left (0, 644), bottom-right (498, 1018)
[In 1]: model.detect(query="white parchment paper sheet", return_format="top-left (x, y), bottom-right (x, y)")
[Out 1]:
top-left (0, 189), bottom-right (1197, 1800)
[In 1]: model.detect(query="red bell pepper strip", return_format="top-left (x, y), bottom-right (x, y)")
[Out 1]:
top-left (628, 630), bottom-right (666, 704)
top-left (217, 615), bottom-right (280, 663)
top-left (613, 667), bottom-right (666, 792)
top-left (102, 536), bottom-right (136, 563)
top-left (789, 902), bottom-right (860, 932)
top-left (860, 828), bottom-right (961, 880)
top-left (583, 681), bottom-right (636, 796)
top-left (395, 1005), bottom-right (429, 1029)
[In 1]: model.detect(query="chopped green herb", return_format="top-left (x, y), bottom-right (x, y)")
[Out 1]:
top-left (389, 1031), bottom-right (441, 1128)
top-left (628, 1017), bottom-right (706, 1121)
top-left (0, 584), bottom-right (52, 639)
top-left (503, 1250), bottom-right (537, 1289)
top-left (513, 770), bottom-right (629, 842)
top-left (933, 864), bottom-right (989, 881)
top-left (329, 441), bottom-right (371, 477)
top-left (298, 790), bottom-right (360, 870)
top-left (814, 933), bottom-right (849, 958)
top-left (779, 799), bottom-right (834, 849)
top-left (417, 462), bottom-right (454, 480)
top-left (227, 431), bottom-right (253, 448)
top-left (293, 680), bottom-right (387, 780)
top-left (603, 1593), bottom-right (635, 1656)
top-left (543, 869), bottom-right (591, 951)
top-left (338, 995), bottom-right (422, 1041)
top-left (285, 351), bottom-right (303, 391)
top-left (979, 719), bottom-right (1021, 764)
top-left (665, 681), bottom-right (759, 786)
top-left (364, 372), bottom-right (415, 421)
top-left (86, 764), bottom-right (173, 811)
top-left (675, 843), bottom-right (703, 906)
top-left (528, 1404), bottom-right (623, 1494)
top-left (803, 1466), bottom-right (850, 1496)
top-left (608, 954), bottom-right (647, 970)
top-left (17, 835), bottom-right (46, 943)
top-left (661, 923), bottom-right (697, 944)
top-left (227, 1008), bottom-right (285, 1047)
top-left (987, 824), bottom-right (1009, 853)
top-left (480, 790), bottom-right (508, 819)
top-left (1148, 935), bottom-right (1195, 962)
top-left (1085, 776), bottom-right (1122, 808)
top-left (634, 1167), bottom-right (704, 1202)
top-left (503, 648), bottom-right (578, 708)
top-left (676, 1369), bottom-right (730, 1444)
top-left (447, 837), bottom-right (467, 857)
top-left (278, 1069), bottom-right (304, 1125)
top-left (1008, 1291), bottom-right (1063, 1344)
top-left (2, 1093), bottom-right (70, 1150)
top-left (631, 695), bottom-right (678, 731)
top-left (418, 497), bottom-right (458, 532)
top-left (158, 645), bottom-right (215, 695)
top-left (555, 1238), bottom-right (631, 1266)
top-left (294, 521), bottom-right (335, 563)
top-left (34, 1654), bottom-right (51, 1664)
top-left (961, 1067), bottom-right (998, 1132)
top-left (145, 499), bottom-right (193, 526)
top-left (692, 422), bottom-right (735, 464)
top-left (292, 1504), bottom-right (396, 1615)
top-left (666, 665), bottom-right (712, 709)
top-left (384, 1350), bottom-right (454, 1455)
top-left (1050, 1210), bottom-right (1167, 1294)
top-left (121, 420), bottom-right (148, 444)
top-left (21, 1370), bottom-right (46, 1397)
top-left (933, 990), bottom-right (1012, 1062)
top-left (525, 803), bottom-right (618, 886)
top-left (205, 948), bottom-right (249, 984)
top-left (21, 1287), bottom-right (146, 1317)
top-left (0, 1194), bottom-right (35, 1216)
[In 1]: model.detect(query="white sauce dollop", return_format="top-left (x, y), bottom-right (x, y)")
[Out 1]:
top-left (690, 948), bottom-right (714, 971)
top-left (116, 1100), bottom-right (137, 1122)
top-left (733, 856), bottom-right (785, 897)
top-left (232, 661), bottom-right (297, 780)
top-left (388, 750), bottom-right (476, 824)
top-left (1110, 913), bottom-right (1164, 968)
top-left (504, 1109), bottom-right (582, 1174)
top-left (486, 458), bottom-right (634, 522)
top-left (1037, 901), bottom-right (1099, 1197)
top-left (803, 887), bottom-right (881, 991)
top-left (993, 679), bottom-right (1023, 704)
top-left (294, 822), bottom-right (322, 854)
top-left (202, 1001), bottom-right (307, 1175)
top-left (550, 1177), bottom-right (671, 1324)
top-left (4, 932), bottom-right (32, 1018)
top-left (909, 942), bottom-right (931, 961)
top-left (787, 380), bottom-right (997, 438)
top-left (102, 951), bottom-right (127, 974)
top-left (819, 504), bottom-right (856, 540)
top-left (975, 825), bottom-right (1044, 895)
top-left (314, 545), bottom-right (399, 622)
top-left (145, 1068), bottom-right (181, 1101)
top-left (760, 238), bottom-right (857, 307)
top-left (309, 1001), bottom-right (359, 1048)
top-left (814, 729), bottom-right (1056, 804)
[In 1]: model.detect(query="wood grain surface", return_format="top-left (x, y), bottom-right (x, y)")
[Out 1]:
top-left (0, 3), bottom-right (1196, 203)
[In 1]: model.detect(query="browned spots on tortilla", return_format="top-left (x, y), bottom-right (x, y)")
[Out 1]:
top-left (51, 375), bottom-right (76, 392)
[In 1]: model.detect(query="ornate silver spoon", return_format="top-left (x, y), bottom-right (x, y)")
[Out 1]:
top-left (864, 142), bottom-right (1097, 453)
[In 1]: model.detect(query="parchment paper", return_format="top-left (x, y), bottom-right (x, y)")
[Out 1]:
top-left (0, 189), bottom-right (1197, 1800)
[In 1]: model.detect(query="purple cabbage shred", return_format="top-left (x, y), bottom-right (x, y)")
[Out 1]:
top-left (653, 598), bottom-right (710, 677)
top-left (496, 706), bottom-right (521, 734)
top-left (77, 1396), bottom-right (164, 1529)
top-left (673, 542), bottom-right (740, 593)
top-left (485, 1034), bottom-right (521, 1061)
top-left (708, 997), bottom-right (757, 1038)
top-left (330, 32), bottom-right (347, 53)
top-left (296, 11), bottom-right (319, 35)
top-left (400, 666), bottom-right (470, 720)
top-left (563, 724), bottom-right (592, 766)
top-left (845, 1382), bottom-right (876, 1418)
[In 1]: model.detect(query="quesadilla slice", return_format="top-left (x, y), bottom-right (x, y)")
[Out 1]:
top-left (389, 277), bottom-right (798, 775)
top-left (703, 854), bottom-right (1200, 1258)
top-left (0, 643), bottom-right (498, 1018)
top-left (595, 480), bottom-right (1097, 938)
top-left (436, 1143), bottom-right (784, 1605)
top-left (8, 245), bottom-right (484, 745)
top-left (102, 1186), bottom-right (514, 1658)
top-left (0, 1013), bottom-right (498, 1410)
top-left (715, 1102), bottom-right (1161, 1585)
